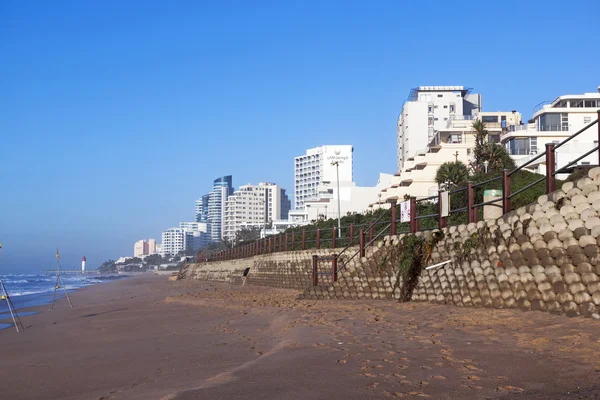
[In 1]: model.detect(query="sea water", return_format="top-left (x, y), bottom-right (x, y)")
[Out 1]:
top-left (0, 273), bottom-right (130, 330)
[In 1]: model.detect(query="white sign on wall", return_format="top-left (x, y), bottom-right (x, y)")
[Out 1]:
top-left (440, 190), bottom-right (449, 217)
top-left (400, 200), bottom-right (411, 223)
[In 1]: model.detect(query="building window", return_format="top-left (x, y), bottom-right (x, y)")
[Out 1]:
top-left (443, 105), bottom-right (448, 109)
top-left (481, 115), bottom-right (499, 123)
top-left (584, 116), bottom-right (592, 124)
top-left (428, 105), bottom-right (433, 113)
top-left (449, 104), bottom-right (455, 113)
top-left (437, 94), bottom-right (443, 98)
top-left (585, 100), bottom-right (596, 108)
top-left (428, 116), bottom-right (434, 126)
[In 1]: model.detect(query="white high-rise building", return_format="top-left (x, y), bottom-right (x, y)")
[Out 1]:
top-left (179, 221), bottom-right (210, 250)
top-left (397, 86), bottom-right (481, 171)
top-left (294, 145), bottom-right (353, 211)
top-left (161, 228), bottom-right (187, 256)
top-left (223, 182), bottom-right (291, 242)
top-left (207, 176), bottom-right (233, 242)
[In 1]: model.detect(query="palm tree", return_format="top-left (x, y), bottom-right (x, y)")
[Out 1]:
top-left (435, 161), bottom-right (469, 189)
top-left (484, 143), bottom-right (516, 172)
top-left (472, 120), bottom-right (489, 172)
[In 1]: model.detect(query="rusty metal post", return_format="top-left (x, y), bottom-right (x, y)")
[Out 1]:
top-left (502, 169), bottom-right (511, 214)
top-left (390, 200), bottom-right (397, 236)
top-left (349, 224), bottom-right (354, 245)
top-left (332, 254), bottom-right (338, 282)
top-left (467, 181), bottom-right (475, 224)
top-left (302, 230), bottom-right (306, 250)
top-left (438, 190), bottom-right (447, 229)
top-left (316, 229), bottom-right (321, 249)
top-left (312, 255), bottom-right (318, 286)
top-left (545, 143), bottom-right (556, 193)
top-left (410, 197), bottom-right (417, 233)
top-left (332, 227), bottom-right (337, 249)
top-left (369, 221), bottom-right (374, 246)
top-left (359, 229), bottom-right (365, 258)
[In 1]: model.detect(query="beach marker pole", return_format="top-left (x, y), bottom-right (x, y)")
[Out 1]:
top-left (0, 279), bottom-right (24, 332)
top-left (50, 248), bottom-right (74, 310)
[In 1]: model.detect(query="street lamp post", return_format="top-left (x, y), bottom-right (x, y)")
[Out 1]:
top-left (331, 161), bottom-right (342, 238)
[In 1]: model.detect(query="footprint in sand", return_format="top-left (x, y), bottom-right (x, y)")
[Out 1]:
top-left (497, 386), bottom-right (524, 393)
top-left (407, 391), bottom-right (430, 397)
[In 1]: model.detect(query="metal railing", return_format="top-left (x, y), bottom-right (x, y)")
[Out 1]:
top-left (198, 111), bottom-right (600, 264)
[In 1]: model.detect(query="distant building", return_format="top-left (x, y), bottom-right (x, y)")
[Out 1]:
top-left (376, 109), bottom-right (521, 204)
top-left (179, 221), bottom-right (210, 250)
top-left (222, 182), bottom-right (291, 242)
top-left (133, 238), bottom-right (158, 257)
top-left (501, 87), bottom-right (600, 174)
top-left (195, 194), bottom-right (209, 223)
top-left (207, 176), bottom-right (234, 242)
top-left (161, 228), bottom-right (187, 256)
top-left (397, 86), bottom-right (481, 171)
top-left (294, 145), bottom-right (353, 211)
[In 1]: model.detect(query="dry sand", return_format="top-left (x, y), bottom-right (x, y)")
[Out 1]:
top-left (1, 275), bottom-right (599, 399)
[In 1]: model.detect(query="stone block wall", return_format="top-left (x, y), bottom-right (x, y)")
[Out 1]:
top-left (186, 168), bottom-right (600, 318)
top-left (187, 247), bottom-right (356, 289)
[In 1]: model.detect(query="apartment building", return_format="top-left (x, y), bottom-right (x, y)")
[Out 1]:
top-left (195, 194), bottom-right (209, 223)
top-left (397, 86), bottom-right (481, 171)
top-left (160, 228), bottom-right (187, 256)
top-left (207, 175), bottom-right (234, 242)
top-left (222, 182), bottom-right (291, 242)
top-left (294, 145), bottom-right (353, 211)
top-left (501, 87), bottom-right (600, 174)
top-left (133, 238), bottom-right (157, 257)
top-left (374, 109), bottom-right (522, 206)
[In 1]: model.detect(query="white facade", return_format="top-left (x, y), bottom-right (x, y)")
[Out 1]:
top-left (223, 182), bottom-right (291, 242)
top-left (161, 228), bottom-right (187, 256)
top-left (208, 186), bottom-right (229, 241)
top-left (398, 86), bottom-right (481, 171)
top-left (178, 222), bottom-right (210, 250)
top-left (501, 88), bottom-right (600, 174)
top-left (292, 173), bottom-right (394, 223)
top-left (294, 145), bottom-right (353, 210)
top-left (375, 110), bottom-right (522, 206)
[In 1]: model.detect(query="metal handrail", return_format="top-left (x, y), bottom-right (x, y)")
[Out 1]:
top-left (554, 119), bottom-right (598, 150)
top-left (415, 213), bottom-right (439, 220)
top-left (509, 150), bottom-right (547, 176)
top-left (335, 222), bottom-right (392, 274)
top-left (509, 176), bottom-right (546, 199)
top-left (334, 210), bottom-right (389, 259)
top-left (473, 198), bottom-right (502, 208)
top-left (554, 146), bottom-right (599, 175)
top-left (473, 175), bottom-right (502, 188)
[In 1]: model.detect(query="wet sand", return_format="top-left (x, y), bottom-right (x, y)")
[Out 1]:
top-left (1, 275), bottom-right (599, 399)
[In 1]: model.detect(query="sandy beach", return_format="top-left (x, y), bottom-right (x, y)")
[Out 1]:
top-left (1, 275), bottom-right (599, 400)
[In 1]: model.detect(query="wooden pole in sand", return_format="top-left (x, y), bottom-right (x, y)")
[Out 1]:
top-left (0, 279), bottom-right (24, 332)
top-left (50, 249), bottom-right (73, 310)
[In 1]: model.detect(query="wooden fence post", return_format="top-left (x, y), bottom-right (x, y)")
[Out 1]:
top-left (502, 169), bottom-right (511, 214)
top-left (390, 200), bottom-right (397, 235)
top-left (546, 143), bottom-right (556, 193)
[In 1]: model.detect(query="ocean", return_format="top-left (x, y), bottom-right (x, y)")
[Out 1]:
top-left (0, 273), bottom-right (130, 330)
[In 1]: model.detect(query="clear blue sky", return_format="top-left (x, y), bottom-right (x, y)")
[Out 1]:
top-left (1, 0), bottom-right (599, 272)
